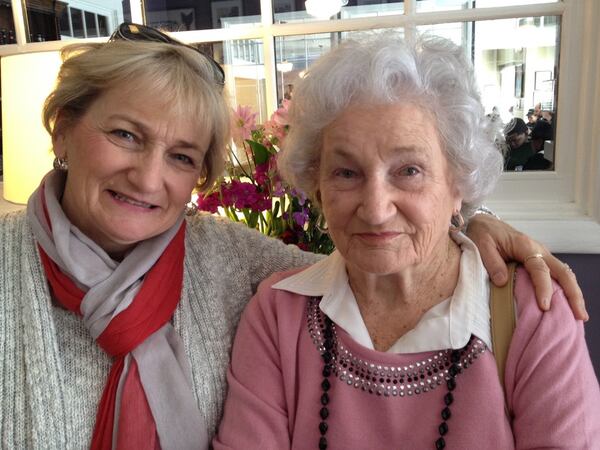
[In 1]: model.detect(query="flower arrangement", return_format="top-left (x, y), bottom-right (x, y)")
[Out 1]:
top-left (196, 102), bottom-right (334, 255)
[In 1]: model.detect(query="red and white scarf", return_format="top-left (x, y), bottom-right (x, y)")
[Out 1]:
top-left (27, 170), bottom-right (208, 449)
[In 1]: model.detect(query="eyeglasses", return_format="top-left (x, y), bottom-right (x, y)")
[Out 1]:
top-left (108, 22), bottom-right (225, 87)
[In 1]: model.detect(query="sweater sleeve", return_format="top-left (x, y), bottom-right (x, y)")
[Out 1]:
top-left (212, 274), bottom-right (294, 450)
top-left (187, 213), bottom-right (322, 293)
top-left (231, 218), bottom-right (321, 291)
top-left (505, 268), bottom-right (600, 449)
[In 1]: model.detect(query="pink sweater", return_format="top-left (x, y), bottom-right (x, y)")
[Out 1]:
top-left (214, 268), bottom-right (600, 449)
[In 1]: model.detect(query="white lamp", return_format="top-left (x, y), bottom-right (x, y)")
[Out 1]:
top-left (276, 61), bottom-right (294, 73)
top-left (305, 0), bottom-right (348, 20)
top-left (1, 51), bottom-right (62, 204)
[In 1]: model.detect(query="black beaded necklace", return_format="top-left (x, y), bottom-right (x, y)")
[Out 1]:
top-left (317, 315), bottom-right (465, 450)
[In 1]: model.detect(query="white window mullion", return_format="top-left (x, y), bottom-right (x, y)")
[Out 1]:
top-left (128, 0), bottom-right (144, 24)
top-left (68, 7), bottom-right (74, 38)
top-left (260, 0), bottom-right (278, 117)
top-left (404, 0), bottom-right (417, 41)
top-left (173, 27), bottom-right (264, 44)
top-left (262, 35), bottom-right (278, 117)
top-left (94, 14), bottom-right (100, 37)
top-left (10, 0), bottom-right (28, 46)
top-left (81, 10), bottom-right (88, 38)
top-left (404, 0), bottom-right (416, 16)
top-left (570, 0), bottom-right (600, 223)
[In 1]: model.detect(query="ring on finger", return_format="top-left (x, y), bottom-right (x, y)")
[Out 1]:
top-left (524, 253), bottom-right (545, 263)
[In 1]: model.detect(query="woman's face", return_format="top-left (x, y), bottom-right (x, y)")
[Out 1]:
top-left (53, 84), bottom-right (210, 258)
top-left (318, 103), bottom-right (462, 276)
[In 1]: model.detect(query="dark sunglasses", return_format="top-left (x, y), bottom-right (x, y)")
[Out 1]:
top-left (108, 22), bottom-right (225, 87)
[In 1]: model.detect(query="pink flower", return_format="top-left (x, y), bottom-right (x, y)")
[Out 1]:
top-left (272, 99), bottom-right (291, 126)
top-left (219, 181), bottom-right (236, 207)
top-left (226, 180), bottom-right (271, 211)
top-left (264, 100), bottom-right (291, 146)
top-left (196, 192), bottom-right (221, 213)
top-left (231, 105), bottom-right (258, 147)
top-left (254, 162), bottom-right (270, 187)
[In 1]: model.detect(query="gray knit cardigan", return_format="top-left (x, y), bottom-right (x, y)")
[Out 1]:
top-left (0, 210), bottom-right (318, 449)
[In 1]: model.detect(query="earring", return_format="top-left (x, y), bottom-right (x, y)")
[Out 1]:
top-left (316, 212), bottom-right (329, 234)
top-left (449, 212), bottom-right (465, 233)
top-left (185, 201), bottom-right (198, 216)
top-left (53, 157), bottom-right (68, 171)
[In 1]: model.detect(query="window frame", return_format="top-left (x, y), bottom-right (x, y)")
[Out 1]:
top-left (3, 0), bottom-right (599, 252)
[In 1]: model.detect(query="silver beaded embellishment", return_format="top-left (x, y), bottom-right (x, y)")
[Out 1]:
top-left (306, 298), bottom-right (487, 398)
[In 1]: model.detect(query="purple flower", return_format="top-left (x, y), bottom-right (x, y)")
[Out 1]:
top-left (289, 188), bottom-right (308, 206)
top-left (292, 209), bottom-right (309, 227)
top-left (272, 180), bottom-right (286, 197)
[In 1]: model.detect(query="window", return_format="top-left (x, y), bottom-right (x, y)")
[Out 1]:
top-left (417, 0), bottom-right (558, 11)
top-left (22, 1), bottom-right (122, 41)
top-left (144, 0), bottom-right (261, 31)
top-left (1, 0), bottom-right (599, 252)
top-left (274, 18), bottom-right (560, 173)
top-left (85, 11), bottom-right (97, 38)
top-left (0, 1), bottom-right (16, 45)
top-left (58, 6), bottom-right (71, 37)
top-left (70, 8), bottom-right (84, 38)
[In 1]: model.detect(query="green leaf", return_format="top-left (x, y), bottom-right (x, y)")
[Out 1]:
top-left (248, 210), bottom-right (259, 229)
top-left (246, 140), bottom-right (270, 165)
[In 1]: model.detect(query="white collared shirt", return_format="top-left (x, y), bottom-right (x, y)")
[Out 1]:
top-left (272, 233), bottom-right (492, 353)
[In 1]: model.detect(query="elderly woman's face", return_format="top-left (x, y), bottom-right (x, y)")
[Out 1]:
top-left (318, 103), bottom-right (461, 275)
top-left (53, 84), bottom-right (209, 257)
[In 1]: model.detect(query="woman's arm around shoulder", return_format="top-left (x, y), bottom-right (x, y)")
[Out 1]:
top-left (467, 213), bottom-right (587, 320)
top-left (213, 270), bottom-right (305, 450)
top-left (505, 267), bottom-right (600, 449)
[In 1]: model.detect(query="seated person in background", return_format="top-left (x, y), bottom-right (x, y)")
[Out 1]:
top-left (524, 119), bottom-right (554, 170)
top-left (540, 109), bottom-right (554, 124)
top-left (525, 108), bottom-right (536, 132)
top-left (214, 33), bottom-right (599, 449)
top-left (504, 117), bottom-right (534, 171)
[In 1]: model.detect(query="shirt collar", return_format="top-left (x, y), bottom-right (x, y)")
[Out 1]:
top-left (272, 233), bottom-right (491, 353)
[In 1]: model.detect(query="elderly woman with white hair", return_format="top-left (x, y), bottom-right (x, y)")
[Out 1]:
top-left (214, 34), bottom-right (599, 449)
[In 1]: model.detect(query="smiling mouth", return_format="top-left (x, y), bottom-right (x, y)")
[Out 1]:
top-left (109, 190), bottom-right (157, 209)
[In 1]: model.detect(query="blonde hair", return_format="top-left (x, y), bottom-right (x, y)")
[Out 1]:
top-left (43, 40), bottom-right (230, 190)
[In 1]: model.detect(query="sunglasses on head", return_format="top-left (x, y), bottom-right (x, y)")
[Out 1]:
top-left (108, 22), bottom-right (225, 87)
